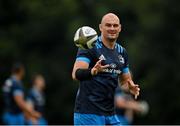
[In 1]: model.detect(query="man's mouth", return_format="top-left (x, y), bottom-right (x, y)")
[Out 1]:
top-left (108, 31), bottom-right (117, 34)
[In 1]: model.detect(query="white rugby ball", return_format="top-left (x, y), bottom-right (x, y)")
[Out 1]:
top-left (74, 26), bottom-right (98, 49)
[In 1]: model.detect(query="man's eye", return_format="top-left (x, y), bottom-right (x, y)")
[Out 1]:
top-left (113, 24), bottom-right (119, 27)
top-left (105, 24), bottom-right (119, 27)
top-left (105, 24), bottom-right (112, 27)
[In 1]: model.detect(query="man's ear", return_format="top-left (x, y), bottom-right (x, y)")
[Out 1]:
top-left (99, 24), bottom-right (102, 32)
top-left (118, 24), bottom-right (122, 33)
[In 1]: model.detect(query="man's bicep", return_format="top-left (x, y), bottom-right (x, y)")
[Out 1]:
top-left (120, 72), bottom-right (132, 81)
top-left (72, 48), bottom-right (93, 80)
top-left (119, 72), bottom-right (131, 86)
top-left (13, 89), bottom-right (23, 97)
top-left (74, 60), bottom-right (89, 68)
top-left (121, 72), bottom-right (131, 79)
top-left (72, 60), bottom-right (89, 80)
top-left (14, 94), bottom-right (24, 107)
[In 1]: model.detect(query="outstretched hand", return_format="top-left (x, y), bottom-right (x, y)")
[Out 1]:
top-left (127, 80), bottom-right (140, 99)
top-left (91, 59), bottom-right (109, 75)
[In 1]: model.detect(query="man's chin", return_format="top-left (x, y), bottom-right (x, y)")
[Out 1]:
top-left (107, 37), bottom-right (117, 42)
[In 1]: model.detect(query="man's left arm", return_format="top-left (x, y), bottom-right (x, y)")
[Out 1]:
top-left (119, 47), bottom-right (140, 99)
top-left (119, 72), bottom-right (140, 99)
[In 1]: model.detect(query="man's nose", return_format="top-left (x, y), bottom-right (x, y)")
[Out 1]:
top-left (109, 25), bottom-right (115, 30)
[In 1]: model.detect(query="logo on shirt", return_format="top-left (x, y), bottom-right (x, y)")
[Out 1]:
top-left (118, 55), bottom-right (125, 64)
top-left (110, 63), bottom-right (117, 68)
top-left (98, 54), bottom-right (122, 75)
top-left (99, 54), bottom-right (106, 60)
top-left (3, 79), bottom-right (12, 92)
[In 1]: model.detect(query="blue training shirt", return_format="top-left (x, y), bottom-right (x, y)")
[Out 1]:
top-left (27, 88), bottom-right (45, 114)
top-left (2, 76), bottom-right (24, 114)
top-left (74, 36), bottom-right (129, 115)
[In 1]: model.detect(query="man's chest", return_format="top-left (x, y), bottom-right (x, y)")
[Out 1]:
top-left (90, 48), bottom-right (126, 73)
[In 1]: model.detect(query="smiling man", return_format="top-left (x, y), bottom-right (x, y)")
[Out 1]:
top-left (72, 13), bottom-right (140, 125)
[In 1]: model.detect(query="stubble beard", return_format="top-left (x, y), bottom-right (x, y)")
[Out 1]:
top-left (107, 34), bottom-right (118, 43)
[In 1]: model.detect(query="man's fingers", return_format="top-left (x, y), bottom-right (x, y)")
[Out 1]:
top-left (94, 59), bottom-right (103, 68)
top-left (96, 59), bottom-right (102, 65)
top-left (134, 84), bottom-right (139, 87)
top-left (133, 84), bottom-right (140, 90)
top-left (134, 85), bottom-right (140, 91)
top-left (135, 91), bottom-right (140, 99)
top-left (135, 94), bottom-right (138, 99)
top-left (101, 64), bottom-right (110, 69)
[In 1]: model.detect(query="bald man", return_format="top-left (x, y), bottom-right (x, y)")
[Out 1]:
top-left (72, 13), bottom-right (140, 125)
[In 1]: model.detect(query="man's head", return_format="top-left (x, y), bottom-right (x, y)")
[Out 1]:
top-left (32, 74), bottom-right (45, 91)
top-left (12, 63), bottom-right (25, 80)
top-left (99, 13), bottom-right (121, 42)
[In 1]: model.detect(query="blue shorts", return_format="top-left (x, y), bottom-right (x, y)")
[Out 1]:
top-left (74, 113), bottom-right (121, 125)
top-left (117, 115), bottom-right (130, 125)
top-left (2, 112), bottom-right (25, 125)
top-left (26, 117), bottom-right (47, 125)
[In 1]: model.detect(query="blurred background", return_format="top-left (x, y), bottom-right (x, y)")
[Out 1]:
top-left (0, 0), bottom-right (180, 124)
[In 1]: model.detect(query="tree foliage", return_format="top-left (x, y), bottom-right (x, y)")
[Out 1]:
top-left (0, 0), bottom-right (180, 124)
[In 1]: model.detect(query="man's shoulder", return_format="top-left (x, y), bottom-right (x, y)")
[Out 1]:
top-left (77, 41), bottom-right (99, 55)
top-left (27, 88), bottom-right (36, 100)
top-left (2, 78), bottom-right (13, 93)
top-left (115, 43), bottom-right (126, 54)
top-left (4, 78), bottom-right (13, 86)
top-left (4, 77), bottom-right (19, 87)
top-left (94, 39), bottom-right (103, 49)
top-left (29, 88), bottom-right (39, 96)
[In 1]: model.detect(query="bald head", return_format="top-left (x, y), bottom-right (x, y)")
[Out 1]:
top-left (99, 13), bottom-right (121, 45)
top-left (101, 13), bottom-right (120, 25)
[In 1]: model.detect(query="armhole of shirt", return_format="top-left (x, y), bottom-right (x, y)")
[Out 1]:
top-left (13, 90), bottom-right (23, 97)
top-left (76, 57), bottom-right (91, 64)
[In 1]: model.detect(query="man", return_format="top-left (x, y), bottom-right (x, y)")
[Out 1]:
top-left (115, 86), bottom-right (149, 125)
top-left (2, 63), bottom-right (41, 125)
top-left (25, 74), bottom-right (47, 125)
top-left (72, 13), bottom-right (140, 125)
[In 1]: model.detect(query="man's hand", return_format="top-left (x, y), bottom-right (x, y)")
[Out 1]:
top-left (91, 59), bottom-right (109, 75)
top-left (31, 111), bottom-right (41, 119)
top-left (127, 80), bottom-right (140, 99)
top-left (24, 111), bottom-right (41, 125)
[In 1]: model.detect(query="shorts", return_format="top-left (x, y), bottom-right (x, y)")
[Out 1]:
top-left (2, 112), bottom-right (25, 125)
top-left (26, 117), bottom-right (47, 125)
top-left (74, 113), bottom-right (121, 125)
top-left (117, 115), bottom-right (130, 125)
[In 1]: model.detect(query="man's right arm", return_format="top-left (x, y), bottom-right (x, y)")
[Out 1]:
top-left (72, 48), bottom-right (109, 81)
top-left (72, 60), bottom-right (90, 80)
top-left (24, 98), bottom-right (39, 124)
top-left (72, 59), bottom-right (109, 81)
top-left (72, 48), bottom-right (92, 81)
top-left (115, 94), bottom-right (142, 112)
top-left (13, 92), bottom-right (41, 119)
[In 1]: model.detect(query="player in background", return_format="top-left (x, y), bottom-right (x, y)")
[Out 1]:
top-left (115, 85), bottom-right (149, 125)
top-left (2, 63), bottom-right (41, 125)
top-left (72, 13), bottom-right (140, 125)
top-left (25, 74), bottom-right (47, 125)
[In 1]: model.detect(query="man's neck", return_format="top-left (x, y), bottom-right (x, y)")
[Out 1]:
top-left (101, 36), bottom-right (116, 49)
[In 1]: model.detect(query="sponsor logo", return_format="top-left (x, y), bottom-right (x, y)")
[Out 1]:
top-left (98, 54), bottom-right (122, 75)
top-left (102, 68), bottom-right (121, 74)
top-left (99, 54), bottom-right (106, 60)
top-left (118, 55), bottom-right (125, 64)
top-left (110, 63), bottom-right (117, 68)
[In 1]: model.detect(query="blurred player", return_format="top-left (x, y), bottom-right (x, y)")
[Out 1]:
top-left (115, 86), bottom-right (149, 125)
top-left (25, 74), bottom-right (47, 125)
top-left (2, 63), bottom-right (41, 125)
top-left (72, 13), bottom-right (140, 125)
